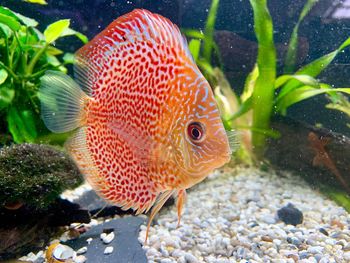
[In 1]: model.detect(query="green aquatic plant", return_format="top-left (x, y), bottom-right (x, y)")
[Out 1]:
top-left (182, 0), bottom-right (222, 84)
top-left (215, 0), bottom-right (350, 158)
top-left (0, 6), bottom-right (87, 144)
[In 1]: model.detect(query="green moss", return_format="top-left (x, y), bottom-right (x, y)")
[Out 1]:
top-left (0, 143), bottom-right (82, 209)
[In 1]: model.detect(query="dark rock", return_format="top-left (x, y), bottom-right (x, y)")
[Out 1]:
top-left (0, 198), bottom-right (90, 261)
top-left (0, 143), bottom-right (83, 209)
top-left (277, 203), bottom-right (303, 226)
top-left (65, 216), bottom-right (147, 263)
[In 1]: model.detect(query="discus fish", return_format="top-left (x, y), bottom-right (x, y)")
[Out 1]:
top-left (39, 9), bottom-right (236, 241)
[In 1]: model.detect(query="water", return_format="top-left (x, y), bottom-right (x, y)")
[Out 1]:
top-left (0, 0), bottom-right (350, 262)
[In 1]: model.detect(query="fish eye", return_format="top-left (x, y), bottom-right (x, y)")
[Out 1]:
top-left (187, 122), bottom-right (205, 143)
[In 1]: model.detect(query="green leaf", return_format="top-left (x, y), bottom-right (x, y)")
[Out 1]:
top-left (278, 37), bottom-right (350, 102)
top-left (249, 0), bottom-right (277, 154)
top-left (23, 0), bottom-right (48, 4)
top-left (277, 85), bottom-right (350, 114)
top-left (46, 46), bottom-right (63, 55)
top-left (44, 19), bottom-right (70, 44)
top-left (0, 23), bottom-right (12, 37)
top-left (284, 0), bottom-right (319, 73)
top-left (0, 86), bottom-right (14, 110)
top-left (229, 96), bottom-right (253, 122)
top-left (188, 39), bottom-right (201, 61)
top-left (62, 53), bottom-right (75, 64)
top-left (61, 27), bottom-right (88, 43)
top-left (0, 69), bottom-right (8, 85)
top-left (0, 6), bottom-right (37, 28)
top-left (242, 64), bottom-right (259, 101)
top-left (7, 107), bottom-right (37, 143)
top-left (20, 110), bottom-right (38, 139)
top-left (203, 0), bottom-right (220, 62)
top-left (14, 12), bottom-right (38, 27)
top-left (46, 54), bottom-right (61, 66)
top-left (182, 29), bottom-right (205, 39)
top-left (275, 74), bottom-right (319, 89)
top-left (0, 13), bottom-right (21, 31)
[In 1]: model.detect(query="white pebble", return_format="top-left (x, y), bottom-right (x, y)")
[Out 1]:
top-left (102, 232), bottom-right (115, 244)
top-left (184, 252), bottom-right (198, 263)
top-left (76, 246), bottom-right (87, 255)
top-left (104, 246), bottom-right (114, 255)
top-left (344, 252), bottom-right (350, 260)
top-left (74, 255), bottom-right (87, 263)
top-left (86, 238), bottom-right (93, 245)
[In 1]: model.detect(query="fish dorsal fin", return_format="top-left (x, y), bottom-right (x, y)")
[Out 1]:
top-left (74, 9), bottom-right (192, 96)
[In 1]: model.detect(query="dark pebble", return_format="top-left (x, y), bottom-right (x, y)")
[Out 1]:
top-left (319, 227), bottom-right (329, 236)
top-left (287, 237), bottom-right (302, 247)
top-left (277, 203), bottom-right (303, 226)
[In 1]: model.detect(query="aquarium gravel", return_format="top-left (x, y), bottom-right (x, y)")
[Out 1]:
top-left (139, 167), bottom-right (350, 262)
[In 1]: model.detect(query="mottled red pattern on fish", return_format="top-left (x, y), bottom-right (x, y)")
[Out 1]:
top-left (40, 9), bottom-right (232, 240)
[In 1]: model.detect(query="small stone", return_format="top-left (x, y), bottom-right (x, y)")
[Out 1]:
top-left (319, 228), bottom-right (329, 236)
top-left (101, 232), bottom-right (115, 244)
top-left (287, 253), bottom-right (299, 262)
top-left (184, 252), bottom-right (198, 263)
top-left (344, 252), bottom-right (350, 261)
top-left (299, 251), bottom-right (309, 259)
top-left (277, 203), bottom-right (303, 226)
top-left (74, 255), bottom-right (87, 263)
top-left (330, 219), bottom-right (345, 229)
top-left (287, 237), bottom-right (302, 247)
top-left (262, 215), bottom-right (277, 224)
top-left (76, 246), bottom-right (87, 255)
top-left (261, 235), bottom-right (273, 242)
top-left (104, 246), bottom-right (114, 255)
top-left (307, 246), bottom-right (324, 254)
top-left (160, 259), bottom-right (173, 263)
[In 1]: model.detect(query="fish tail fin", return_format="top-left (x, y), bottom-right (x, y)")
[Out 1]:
top-left (38, 70), bottom-right (89, 133)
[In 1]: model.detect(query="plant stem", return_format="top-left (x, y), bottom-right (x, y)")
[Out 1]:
top-left (0, 61), bottom-right (19, 81)
top-left (26, 43), bottom-right (49, 75)
top-left (249, 0), bottom-right (277, 158)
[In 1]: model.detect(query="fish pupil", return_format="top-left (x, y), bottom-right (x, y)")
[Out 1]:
top-left (188, 122), bottom-right (205, 142)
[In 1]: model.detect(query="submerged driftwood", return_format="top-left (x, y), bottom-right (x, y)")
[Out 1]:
top-left (266, 116), bottom-right (350, 195)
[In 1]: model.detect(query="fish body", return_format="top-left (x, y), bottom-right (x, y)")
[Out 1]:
top-left (39, 9), bottom-right (233, 239)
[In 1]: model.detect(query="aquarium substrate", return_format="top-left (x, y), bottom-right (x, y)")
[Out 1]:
top-left (139, 167), bottom-right (350, 262)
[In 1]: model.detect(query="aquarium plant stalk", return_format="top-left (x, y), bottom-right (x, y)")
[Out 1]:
top-left (249, 0), bottom-right (276, 157)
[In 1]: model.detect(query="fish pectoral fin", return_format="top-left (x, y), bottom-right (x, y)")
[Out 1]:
top-left (145, 190), bottom-right (175, 243)
top-left (39, 70), bottom-right (90, 133)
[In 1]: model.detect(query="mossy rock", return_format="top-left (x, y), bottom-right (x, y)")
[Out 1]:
top-left (0, 143), bottom-right (82, 209)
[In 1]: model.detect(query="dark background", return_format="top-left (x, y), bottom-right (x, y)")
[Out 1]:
top-left (2, 0), bottom-right (350, 135)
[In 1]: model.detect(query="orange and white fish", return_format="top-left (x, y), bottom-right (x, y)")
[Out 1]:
top-left (39, 9), bottom-right (236, 240)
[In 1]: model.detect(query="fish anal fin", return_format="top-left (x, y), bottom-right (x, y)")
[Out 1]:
top-left (176, 189), bottom-right (186, 228)
top-left (145, 190), bottom-right (175, 243)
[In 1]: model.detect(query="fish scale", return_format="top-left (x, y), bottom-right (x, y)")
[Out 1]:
top-left (39, 9), bottom-right (233, 241)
